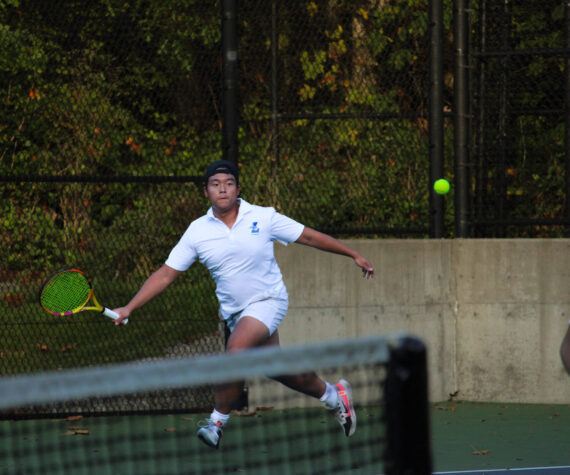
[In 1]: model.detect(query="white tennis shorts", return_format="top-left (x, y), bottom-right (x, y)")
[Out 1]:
top-left (225, 296), bottom-right (288, 336)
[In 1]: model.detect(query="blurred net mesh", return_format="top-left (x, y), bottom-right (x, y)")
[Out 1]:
top-left (0, 334), bottom-right (432, 475)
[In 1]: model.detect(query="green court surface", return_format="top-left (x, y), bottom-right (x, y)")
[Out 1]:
top-left (431, 401), bottom-right (570, 473)
top-left (0, 402), bottom-right (569, 474)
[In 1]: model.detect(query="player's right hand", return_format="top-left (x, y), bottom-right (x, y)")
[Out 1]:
top-left (112, 307), bottom-right (131, 325)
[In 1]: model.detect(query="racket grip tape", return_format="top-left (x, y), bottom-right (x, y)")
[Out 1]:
top-left (103, 308), bottom-right (128, 325)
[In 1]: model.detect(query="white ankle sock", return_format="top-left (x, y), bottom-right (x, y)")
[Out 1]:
top-left (319, 382), bottom-right (339, 409)
top-left (210, 409), bottom-right (230, 426)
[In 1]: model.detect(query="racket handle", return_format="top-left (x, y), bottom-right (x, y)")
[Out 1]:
top-left (103, 308), bottom-right (128, 325)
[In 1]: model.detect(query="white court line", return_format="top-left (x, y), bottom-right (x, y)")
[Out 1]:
top-left (435, 466), bottom-right (570, 475)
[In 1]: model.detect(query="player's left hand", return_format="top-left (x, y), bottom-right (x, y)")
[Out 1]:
top-left (355, 255), bottom-right (374, 279)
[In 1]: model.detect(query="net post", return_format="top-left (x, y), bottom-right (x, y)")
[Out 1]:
top-left (384, 336), bottom-right (432, 475)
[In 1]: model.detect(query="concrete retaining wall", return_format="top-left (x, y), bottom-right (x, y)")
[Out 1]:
top-left (273, 239), bottom-right (570, 404)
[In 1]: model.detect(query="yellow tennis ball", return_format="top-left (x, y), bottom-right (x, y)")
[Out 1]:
top-left (434, 179), bottom-right (450, 195)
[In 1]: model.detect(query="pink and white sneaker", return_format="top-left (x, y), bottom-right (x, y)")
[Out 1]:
top-left (333, 379), bottom-right (357, 437)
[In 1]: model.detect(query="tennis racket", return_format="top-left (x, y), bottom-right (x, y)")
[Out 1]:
top-left (39, 267), bottom-right (127, 324)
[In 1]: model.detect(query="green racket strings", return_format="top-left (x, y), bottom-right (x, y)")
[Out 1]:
top-left (40, 271), bottom-right (91, 315)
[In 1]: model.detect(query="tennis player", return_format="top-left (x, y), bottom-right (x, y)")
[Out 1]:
top-left (113, 160), bottom-right (375, 449)
top-left (561, 323), bottom-right (570, 375)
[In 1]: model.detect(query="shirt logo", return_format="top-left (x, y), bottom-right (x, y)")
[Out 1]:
top-left (250, 221), bottom-right (260, 234)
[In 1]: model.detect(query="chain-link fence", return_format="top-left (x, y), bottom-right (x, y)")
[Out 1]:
top-left (469, 0), bottom-right (570, 237)
top-left (238, 1), bottom-right (431, 236)
top-left (3, 1), bottom-right (570, 415)
top-left (1, 0), bottom-right (431, 413)
top-left (1, 0), bottom-right (227, 415)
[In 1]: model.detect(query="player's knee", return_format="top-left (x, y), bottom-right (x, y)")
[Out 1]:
top-left (226, 339), bottom-right (247, 354)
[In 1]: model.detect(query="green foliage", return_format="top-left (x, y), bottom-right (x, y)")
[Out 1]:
top-left (470, 0), bottom-right (567, 236)
top-left (1, 0), bottom-right (568, 373)
top-left (0, 0), bottom-right (221, 283)
top-left (1, 0), bottom-right (446, 266)
top-left (237, 0), bottom-right (452, 232)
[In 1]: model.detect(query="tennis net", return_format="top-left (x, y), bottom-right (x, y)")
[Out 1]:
top-left (0, 333), bottom-right (431, 474)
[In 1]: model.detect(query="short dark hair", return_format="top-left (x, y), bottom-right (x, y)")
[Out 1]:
top-left (203, 160), bottom-right (239, 185)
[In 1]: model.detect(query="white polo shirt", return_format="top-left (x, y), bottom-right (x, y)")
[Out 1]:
top-left (165, 199), bottom-right (304, 319)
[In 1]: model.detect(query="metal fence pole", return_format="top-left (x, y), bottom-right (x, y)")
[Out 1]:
top-left (565, 1), bottom-right (570, 234)
top-left (429, 0), bottom-right (445, 238)
top-left (474, 0), bottom-right (487, 237)
top-left (221, 0), bottom-right (247, 410)
top-left (222, 0), bottom-right (239, 163)
top-left (496, 0), bottom-right (511, 238)
top-left (454, 0), bottom-right (470, 237)
top-left (271, 0), bottom-right (280, 171)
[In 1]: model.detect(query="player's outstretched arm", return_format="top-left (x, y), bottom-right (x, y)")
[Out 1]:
top-left (295, 227), bottom-right (374, 279)
top-left (113, 264), bottom-right (182, 324)
top-left (561, 325), bottom-right (570, 375)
